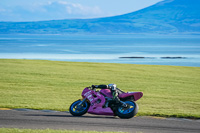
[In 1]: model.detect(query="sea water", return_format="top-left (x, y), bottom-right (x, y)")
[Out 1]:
top-left (0, 34), bottom-right (200, 67)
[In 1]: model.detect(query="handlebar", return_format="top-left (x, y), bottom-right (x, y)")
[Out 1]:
top-left (92, 85), bottom-right (108, 89)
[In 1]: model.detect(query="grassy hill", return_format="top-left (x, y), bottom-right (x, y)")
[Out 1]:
top-left (0, 59), bottom-right (199, 118)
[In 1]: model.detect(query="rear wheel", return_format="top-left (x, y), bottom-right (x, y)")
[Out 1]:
top-left (116, 101), bottom-right (138, 119)
top-left (69, 100), bottom-right (90, 116)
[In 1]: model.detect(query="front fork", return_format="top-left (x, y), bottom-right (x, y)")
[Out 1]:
top-left (77, 98), bottom-right (87, 106)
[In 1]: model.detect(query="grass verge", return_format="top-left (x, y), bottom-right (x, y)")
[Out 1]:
top-left (0, 128), bottom-right (127, 133)
top-left (0, 59), bottom-right (199, 119)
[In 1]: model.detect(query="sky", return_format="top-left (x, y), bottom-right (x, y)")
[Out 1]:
top-left (0, 0), bottom-right (163, 22)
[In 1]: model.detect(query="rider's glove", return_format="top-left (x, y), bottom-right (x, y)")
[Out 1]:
top-left (92, 85), bottom-right (98, 88)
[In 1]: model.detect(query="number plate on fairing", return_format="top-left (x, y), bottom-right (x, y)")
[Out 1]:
top-left (83, 90), bottom-right (94, 102)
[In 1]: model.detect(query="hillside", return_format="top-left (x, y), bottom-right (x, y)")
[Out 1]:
top-left (0, 0), bottom-right (200, 34)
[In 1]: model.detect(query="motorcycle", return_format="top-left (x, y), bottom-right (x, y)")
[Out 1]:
top-left (69, 85), bottom-right (143, 119)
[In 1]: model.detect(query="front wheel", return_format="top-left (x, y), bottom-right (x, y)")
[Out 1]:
top-left (116, 101), bottom-right (138, 119)
top-left (69, 100), bottom-right (90, 116)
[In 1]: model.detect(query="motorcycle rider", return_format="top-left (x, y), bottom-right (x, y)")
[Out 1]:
top-left (92, 84), bottom-right (121, 103)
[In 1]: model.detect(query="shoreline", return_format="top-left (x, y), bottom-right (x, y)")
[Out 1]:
top-left (0, 58), bottom-right (199, 67)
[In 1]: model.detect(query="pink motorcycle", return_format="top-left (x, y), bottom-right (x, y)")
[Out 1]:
top-left (69, 85), bottom-right (143, 119)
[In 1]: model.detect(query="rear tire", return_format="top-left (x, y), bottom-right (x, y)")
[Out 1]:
top-left (116, 101), bottom-right (138, 119)
top-left (69, 100), bottom-right (90, 116)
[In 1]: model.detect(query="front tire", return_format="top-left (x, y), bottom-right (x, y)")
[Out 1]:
top-left (116, 101), bottom-right (138, 119)
top-left (69, 100), bottom-right (90, 116)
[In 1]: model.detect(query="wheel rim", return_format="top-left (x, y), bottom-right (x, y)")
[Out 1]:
top-left (70, 100), bottom-right (88, 113)
top-left (118, 101), bottom-right (135, 114)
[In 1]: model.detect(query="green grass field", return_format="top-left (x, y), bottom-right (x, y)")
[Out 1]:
top-left (0, 128), bottom-right (128, 133)
top-left (0, 59), bottom-right (199, 119)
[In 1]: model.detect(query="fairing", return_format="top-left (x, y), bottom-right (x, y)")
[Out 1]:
top-left (81, 87), bottom-right (143, 116)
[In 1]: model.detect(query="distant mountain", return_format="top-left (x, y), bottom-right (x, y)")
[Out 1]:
top-left (0, 0), bottom-right (200, 34)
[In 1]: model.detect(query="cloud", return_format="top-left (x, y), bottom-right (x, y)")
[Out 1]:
top-left (0, 1), bottom-right (105, 21)
top-left (44, 1), bottom-right (103, 17)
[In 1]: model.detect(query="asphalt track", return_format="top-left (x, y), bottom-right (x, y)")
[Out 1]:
top-left (0, 109), bottom-right (199, 133)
